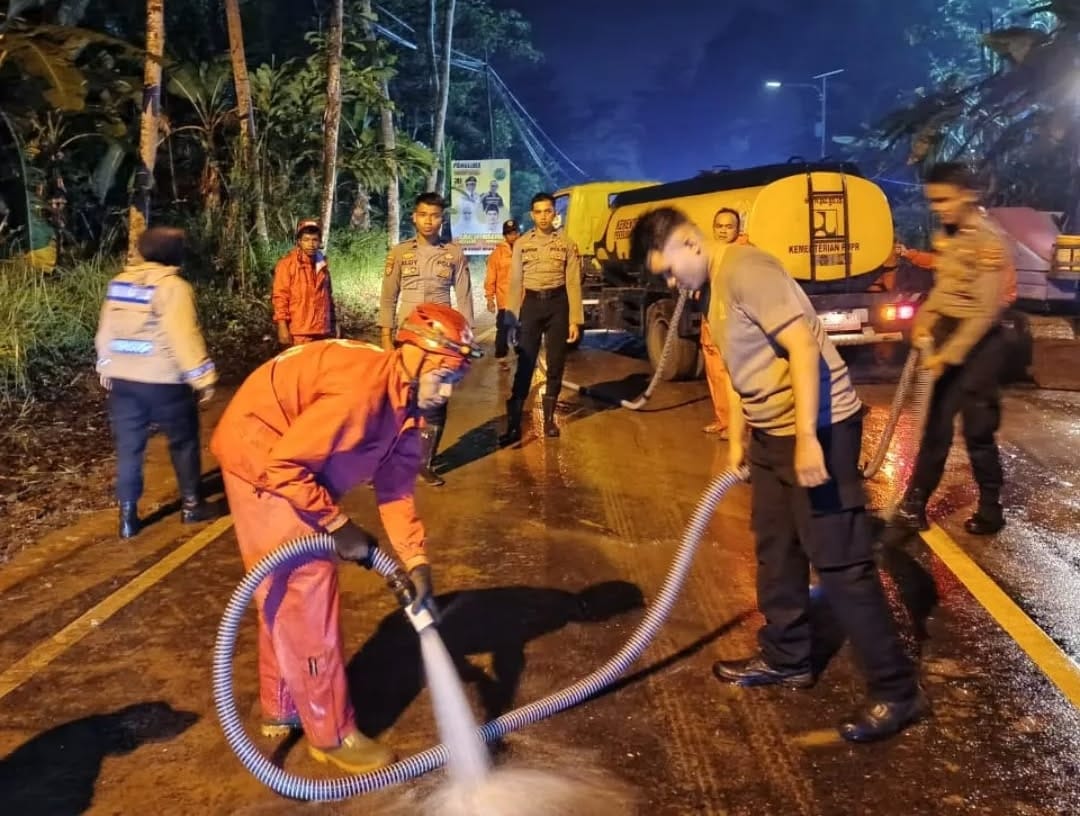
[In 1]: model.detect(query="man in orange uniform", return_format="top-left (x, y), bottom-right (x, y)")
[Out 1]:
top-left (210, 303), bottom-right (481, 774)
top-left (271, 219), bottom-right (337, 346)
top-left (484, 218), bottom-right (521, 368)
top-left (698, 208), bottom-right (743, 437)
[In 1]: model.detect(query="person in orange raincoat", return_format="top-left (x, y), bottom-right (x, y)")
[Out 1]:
top-left (484, 218), bottom-right (521, 368)
top-left (271, 219), bottom-right (337, 346)
top-left (210, 303), bottom-right (481, 774)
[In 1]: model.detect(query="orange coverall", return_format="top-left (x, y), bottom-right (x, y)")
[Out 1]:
top-left (272, 248), bottom-right (336, 342)
top-left (699, 318), bottom-right (729, 431)
top-left (210, 339), bottom-right (426, 748)
top-left (484, 241), bottom-right (513, 309)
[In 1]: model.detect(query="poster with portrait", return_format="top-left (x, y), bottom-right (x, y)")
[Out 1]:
top-left (449, 159), bottom-right (511, 253)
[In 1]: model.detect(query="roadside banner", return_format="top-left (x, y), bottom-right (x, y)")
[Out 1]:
top-left (449, 159), bottom-right (511, 253)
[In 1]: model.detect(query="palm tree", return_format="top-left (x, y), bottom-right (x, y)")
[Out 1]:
top-left (361, 0), bottom-right (401, 245)
top-left (319, 0), bottom-right (344, 247)
top-left (427, 0), bottom-right (456, 193)
top-left (128, 0), bottom-right (165, 258)
top-left (224, 0), bottom-right (269, 248)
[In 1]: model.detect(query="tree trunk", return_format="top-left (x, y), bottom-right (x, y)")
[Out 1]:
top-left (319, 0), bottom-right (345, 247)
top-left (427, 0), bottom-right (456, 193)
top-left (381, 83), bottom-right (400, 244)
top-left (128, 0), bottom-right (165, 260)
top-left (224, 0), bottom-right (269, 248)
top-left (361, 0), bottom-right (400, 245)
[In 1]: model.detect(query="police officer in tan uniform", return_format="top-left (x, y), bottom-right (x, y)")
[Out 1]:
top-left (380, 192), bottom-right (474, 486)
top-left (894, 163), bottom-right (1016, 535)
top-left (499, 192), bottom-right (583, 444)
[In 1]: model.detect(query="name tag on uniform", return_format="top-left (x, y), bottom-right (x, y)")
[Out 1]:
top-left (401, 254), bottom-right (419, 278)
top-left (435, 255), bottom-right (453, 279)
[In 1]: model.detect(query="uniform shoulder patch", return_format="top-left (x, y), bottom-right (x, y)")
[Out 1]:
top-left (975, 232), bottom-right (1008, 271)
top-left (384, 253), bottom-right (395, 276)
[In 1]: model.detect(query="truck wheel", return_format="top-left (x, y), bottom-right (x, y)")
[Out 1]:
top-left (646, 299), bottom-right (699, 381)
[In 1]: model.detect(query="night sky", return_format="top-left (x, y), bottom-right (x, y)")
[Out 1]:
top-left (490, 0), bottom-right (935, 183)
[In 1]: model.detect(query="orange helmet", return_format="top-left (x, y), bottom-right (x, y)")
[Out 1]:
top-left (295, 219), bottom-right (321, 239)
top-left (396, 303), bottom-right (483, 361)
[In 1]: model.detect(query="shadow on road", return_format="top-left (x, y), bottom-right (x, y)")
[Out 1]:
top-left (436, 418), bottom-right (502, 476)
top-left (139, 468), bottom-right (227, 529)
top-left (598, 609), bottom-right (758, 699)
top-left (346, 581), bottom-right (646, 738)
top-left (0, 700), bottom-right (198, 815)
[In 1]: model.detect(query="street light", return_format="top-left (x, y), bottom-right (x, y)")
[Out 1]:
top-left (764, 68), bottom-right (844, 158)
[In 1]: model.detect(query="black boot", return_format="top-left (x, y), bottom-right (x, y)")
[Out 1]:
top-left (180, 494), bottom-right (214, 524)
top-left (892, 488), bottom-right (928, 531)
top-left (498, 399), bottom-right (524, 447)
top-left (418, 424), bottom-right (445, 487)
top-left (964, 503), bottom-right (1004, 535)
top-left (119, 502), bottom-right (140, 539)
top-left (838, 689), bottom-right (931, 742)
top-left (542, 395), bottom-right (560, 438)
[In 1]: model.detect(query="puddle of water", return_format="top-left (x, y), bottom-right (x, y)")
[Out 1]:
top-left (423, 765), bottom-right (638, 816)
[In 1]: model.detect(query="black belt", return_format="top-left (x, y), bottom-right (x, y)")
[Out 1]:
top-left (525, 286), bottom-right (566, 300)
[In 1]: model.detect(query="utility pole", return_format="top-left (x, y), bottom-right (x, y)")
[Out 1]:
top-left (812, 69), bottom-right (844, 159)
top-left (484, 46), bottom-right (496, 159)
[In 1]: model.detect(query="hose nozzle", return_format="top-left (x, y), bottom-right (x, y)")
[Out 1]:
top-left (386, 569), bottom-right (438, 633)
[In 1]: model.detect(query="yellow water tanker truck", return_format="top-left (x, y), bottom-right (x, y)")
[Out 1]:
top-left (554, 161), bottom-right (922, 379)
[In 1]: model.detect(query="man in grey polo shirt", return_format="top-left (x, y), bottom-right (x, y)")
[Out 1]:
top-left (630, 207), bottom-right (927, 743)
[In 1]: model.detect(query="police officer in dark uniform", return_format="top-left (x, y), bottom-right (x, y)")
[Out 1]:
top-left (499, 193), bottom-right (583, 444)
top-left (380, 192), bottom-right (474, 486)
top-left (894, 163), bottom-right (1016, 535)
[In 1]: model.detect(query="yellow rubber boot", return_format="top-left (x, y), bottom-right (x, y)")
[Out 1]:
top-left (308, 730), bottom-right (396, 774)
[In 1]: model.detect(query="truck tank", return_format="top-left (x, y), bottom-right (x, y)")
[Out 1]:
top-left (572, 162), bottom-right (916, 380)
top-left (597, 161), bottom-right (892, 288)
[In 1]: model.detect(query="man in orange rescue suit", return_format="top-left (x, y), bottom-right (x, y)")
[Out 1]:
top-left (210, 303), bottom-right (481, 775)
top-left (272, 219), bottom-right (337, 347)
top-left (484, 218), bottom-right (521, 368)
top-left (380, 193), bottom-right (475, 487)
top-left (697, 207), bottom-right (743, 438)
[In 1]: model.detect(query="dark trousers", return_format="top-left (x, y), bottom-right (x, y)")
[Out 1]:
top-left (495, 309), bottom-right (510, 359)
top-left (910, 320), bottom-right (1005, 506)
top-left (423, 402), bottom-right (448, 429)
top-left (750, 415), bottom-right (916, 702)
top-left (108, 379), bottom-right (201, 503)
top-left (511, 287), bottom-right (569, 400)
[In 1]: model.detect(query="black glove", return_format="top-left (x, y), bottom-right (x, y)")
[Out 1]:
top-left (408, 564), bottom-right (435, 613)
top-left (332, 520), bottom-right (378, 567)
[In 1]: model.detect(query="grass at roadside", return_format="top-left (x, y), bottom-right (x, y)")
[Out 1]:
top-left (0, 228), bottom-right (390, 405)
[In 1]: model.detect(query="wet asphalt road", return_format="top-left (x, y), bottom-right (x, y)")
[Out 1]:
top-left (1, 331), bottom-right (1079, 815)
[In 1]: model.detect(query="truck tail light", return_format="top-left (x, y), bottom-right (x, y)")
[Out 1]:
top-left (882, 304), bottom-right (916, 321)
